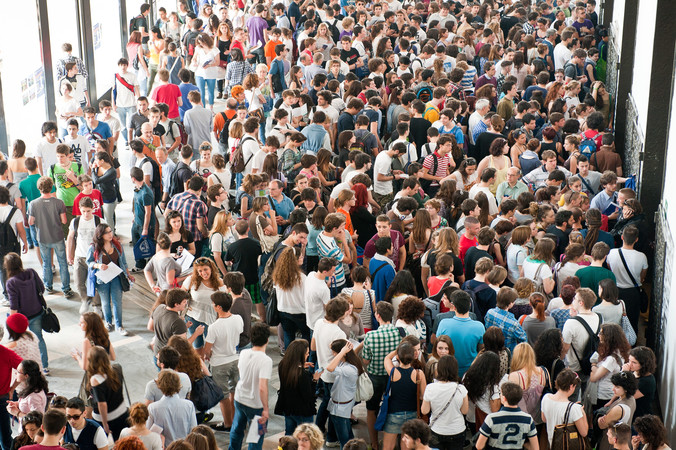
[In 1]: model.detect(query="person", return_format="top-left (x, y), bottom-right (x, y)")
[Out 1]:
top-left (363, 215), bottom-right (406, 272)
top-left (596, 372), bottom-right (638, 450)
top-left (293, 424), bottom-right (324, 450)
top-left (87, 346), bottom-right (129, 440)
top-left (166, 176), bottom-right (209, 256)
top-left (522, 237), bottom-right (556, 297)
top-left (228, 322), bottom-right (272, 450)
top-left (63, 397), bottom-right (108, 450)
top-left (562, 287), bottom-right (603, 378)
top-left (90, 151), bottom-right (119, 235)
top-left (6, 360), bottom-right (48, 420)
top-left (118, 403), bottom-right (162, 450)
top-left (484, 287), bottom-right (528, 352)
top-left (4, 254), bottom-right (49, 372)
top-left (147, 370), bottom-right (197, 445)
top-left (204, 292), bottom-right (244, 432)
top-left (462, 351), bottom-right (502, 431)
top-left (369, 237), bottom-right (396, 303)
top-left (272, 245), bottom-right (312, 343)
top-left (183, 92), bottom-right (214, 151)
top-left (144, 347), bottom-right (191, 403)
top-left (129, 167), bottom-right (156, 271)
top-left (275, 340), bottom-right (317, 435)
top-left (67, 197), bottom-right (102, 314)
top-left (225, 221), bottom-right (263, 313)
top-left (341, 265), bottom-right (375, 332)
top-left (575, 242), bottom-right (616, 293)
top-left (144, 233), bottom-right (182, 294)
top-left (541, 369), bottom-right (588, 446)
top-left (325, 340), bottom-right (363, 447)
top-left (208, 210), bottom-right (236, 276)
top-left (592, 279), bottom-right (624, 325)
top-left (151, 289), bottom-right (203, 359)
top-left (21, 409), bottom-right (68, 450)
top-left (86, 223), bottom-right (134, 335)
top-left (164, 211), bottom-right (196, 256)
top-left (11, 410), bottom-right (42, 450)
top-left (28, 176), bottom-right (73, 297)
top-left (521, 293), bottom-right (557, 345)
top-left (589, 323), bottom-right (631, 409)
top-left (632, 415), bottom-right (671, 450)
top-left (621, 346), bottom-right (657, 420)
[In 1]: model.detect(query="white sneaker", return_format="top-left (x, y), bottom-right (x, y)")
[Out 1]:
top-left (117, 327), bottom-right (129, 336)
top-left (79, 299), bottom-right (92, 315)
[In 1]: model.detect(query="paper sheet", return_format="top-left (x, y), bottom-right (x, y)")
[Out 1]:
top-left (176, 251), bottom-right (195, 276)
top-left (95, 262), bottom-right (123, 283)
top-left (292, 104), bottom-right (308, 117)
top-left (246, 415), bottom-right (263, 443)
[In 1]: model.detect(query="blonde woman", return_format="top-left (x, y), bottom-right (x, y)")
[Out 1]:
top-left (506, 343), bottom-right (546, 425)
top-left (421, 228), bottom-right (464, 296)
top-left (293, 423), bottom-right (324, 450)
top-left (209, 211), bottom-right (237, 276)
top-left (315, 23), bottom-right (334, 60)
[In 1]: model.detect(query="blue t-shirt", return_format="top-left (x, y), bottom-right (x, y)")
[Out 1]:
top-left (368, 258), bottom-right (395, 303)
top-left (133, 184), bottom-right (155, 231)
top-left (179, 83), bottom-right (200, 120)
top-left (79, 121), bottom-right (112, 150)
top-left (436, 316), bottom-right (485, 376)
top-left (268, 194), bottom-right (295, 233)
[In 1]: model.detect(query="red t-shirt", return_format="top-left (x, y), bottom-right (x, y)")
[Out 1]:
top-left (151, 83), bottom-right (182, 119)
top-left (0, 346), bottom-right (22, 395)
top-left (458, 234), bottom-right (478, 262)
top-left (20, 445), bottom-right (67, 450)
top-left (72, 190), bottom-right (104, 217)
top-left (582, 129), bottom-right (603, 148)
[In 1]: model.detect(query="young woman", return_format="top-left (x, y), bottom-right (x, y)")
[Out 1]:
top-left (596, 372), bottom-right (638, 450)
top-left (506, 226), bottom-right (531, 284)
top-left (522, 237), bottom-right (556, 296)
top-left (421, 355), bottom-right (468, 450)
top-left (534, 328), bottom-right (567, 390)
top-left (164, 211), bottom-right (196, 256)
top-left (119, 403), bottom-right (163, 450)
top-left (193, 33), bottom-right (220, 109)
top-left (383, 271), bottom-right (418, 320)
top-left (146, 27), bottom-right (165, 93)
top-left (7, 360), bottom-right (48, 419)
top-left (86, 224), bottom-right (134, 335)
top-left (621, 347), bottom-right (657, 420)
top-left (160, 42), bottom-right (183, 85)
top-left (520, 292), bottom-right (556, 346)
top-left (382, 343), bottom-right (427, 450)
top-left (326, 340), bottom-right (363, 447)
top-left (427, 254), bottom-right (456, 299)
top-left (409, 209), bottom-right (433, 295)
top-left (553, 243), bottom-right (585, 293)
top-left (316, 149), bottom-right (337, 190)
top-left (87, 346), bottom-right (129, 439)
top-left (632, 415), bottom-right (671, 450)
top-left (463, 351), bottom-right (501, 431)
top-left (425, 199), bottom-right (448, 230)
top-left (243, 73), bottom-right (266, 124)
top-left (422, 228), bottom-right (464, 301)
top-left (236, 174), bottom-right (263, 220)
top-left (509, 130), bottom-right (528, 168)
top-left (7, 140), bottom-right (26, 183)
top-left (126, 31), bottom-right (149, 94)
top-left (481, 326), bottom-right (511, 379)
top-left (209, 211), bottom-right (237, 277)
top-left (541, 369), bottom-right (588, 446)
top-left (306, 206), bottom-right (327, 274)
top-left (426, 335), bottom-right (455, 367)
top-left (395, 297), bottom-right (427, 342)
top-left (349, 183), bottom-right (376, 249)
top-left (72, 312), bottom-right (116, 370)
top-left (293, 424), bottom-right (325, 450)
top-left (589, 323), bottom-right (631, 409)
top-left (90, 151), bottom-right (120, 234)
top-left (55, 83), bottom-right (83, 138)
top-left (181, 258), bottom-right (226, 352)
top-left (11, 411), bottom-right (42, 450)
top-left (475, 138), bottom-right (511, 194)
top-left (4, 313), bottom-right (42, 375)
top-left (341, 266), bottom-right (376, 333)
top-left (563, 135), bottom-right (582, 174)
top-left (166, 335), bottom-right (210, 423)
top-left (334, 190), bottom-right (356, 237)
top-left (591, 279), bottom-right (624, 325)
top-left (190, 143), bottom-right (215, 191)
top-left (507, 343), bottom-right (547, 426)
top-left (337, 294), bottom-right (365, 342)
top-left (262, 154), bottom-right (285, 186)
top-left (215, 23), bottom-right (233, 99)
top-left (275, 340), bottom-right (317, 435)
top-left (273, 247), bottom-right (309, 348)
top-left (144, 232), bottom-right (182, 293)
top-left (224, 48), bottom-right (253, 92)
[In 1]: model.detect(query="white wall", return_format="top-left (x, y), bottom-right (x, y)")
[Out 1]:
top-left (630, 0), bottom-right (658, 135)
top-left (611, 0), bottom-right (625, 50)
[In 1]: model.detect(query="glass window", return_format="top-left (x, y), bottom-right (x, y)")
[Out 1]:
top-left (90, 0), bottom-right (123, 97)
top-left (0, 1), bottom-right (49, 152)
top-left (127, 0), bottom-right (147, 29)
top-left (47, 0), bottom-right (81, 88)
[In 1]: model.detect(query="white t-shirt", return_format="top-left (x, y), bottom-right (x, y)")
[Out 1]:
top-left (424, 381), bottom-right (468, 435)
top-left (114, 71), bottom-right (138, 107)
top-left (55, 97), bottom-right (81, 130)
top-left (330, 181), bottom-right (351, 200)
top-left (234, 348), bottom-right (273, 409)
top-left (468, 185), bottom-right (499, 215)
top-left (522, 258), bottom-right (554, 287)
top-left (206, 315), bottom-right (244, 366)
top-left (70, 215), bottom-right (99, 259)
top-left (593, 351), bottom-right (623, 400)
top-left (62, 134), bottom-right (91, 172)
top-left (541, 394), bottom-right (584, 445)
top-left (135, 157), bottom-right (154, 182)
top-left (305, 272), bottom-right (331, 329)
top-left (251, 149), bottom-right (270, 174)
top-left (276, 274), bottom-right (307, 315)
top-left (245, 88), bottom-right (264, 111)
top-left (70, 422), bottom-right (109, 448)
top-left (312, 105), bottom-right (339, 124)
top-left (606, 248), bottom-right (648, 289)
top-left (313, 318), bottom-right (347, 383)
top-left (35, 138), bottom-right (62, 174)
top-left (562, 312), bottom-right (601, 372)
top-left (373, 151), bottom-right (394, 195)
top-left (194, 47), bottom-right (221, 79)
top-left (553, 43), bottom-right (573, 71)
top-left (241, 136), bottom-right (259, 177)
top-left (0, 205), bottom-right (23, 240)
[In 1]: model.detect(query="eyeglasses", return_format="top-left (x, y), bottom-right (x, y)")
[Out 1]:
top-left (67, 414), bottom-right (82, 420)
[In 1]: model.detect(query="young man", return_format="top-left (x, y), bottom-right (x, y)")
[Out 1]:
top-left (547, 210), bottom-right (574, 259)
top-left (66, 197), bottom-right (102, 314)
top-left (369, 236), bottom-right (397, 303)
top-left (462, 257), bottom-right (497, 323)
top-left (268, 180), bottom-right (295, 233)
top-left (28, 177), bottom-right (72, 297)
top-left (36, 122), bottom-right (62, 176)
top-left (79, 107), bottom-right (113, 154)
top-left (455, 199), bottom-right (480, 234)
top-left (204, 292), bottom-right (244, 432)
top-left (228, 322), bottom-right (272, 450)
top-left (317, 213), bottom-right (351, 293)
top-left (458, 216), bottom-right (480, 262)
top-left (151, 69), bottom-right (182, 119)
top-left (128, 96), bottom-right (150, 142)
top-left (183, 91), bottom-right (213, 151)
top-left (177, 69), bottom-right (199, 121)
top-left (401, 420), bottom-right (434, 450)
top-left (152, 288), bottom-right (203, 358)
top-left (363, 215), bottom-right (406, 271)
top-left (206, 184), bottom-right (227, 231)
top-left (63, 120), bottom-right (92, 174)
top-left (23, 409), bottom-right (68, 450)
top-left (48, 144), bottom-right (84, 236)
top-left (496, 80), bottom-right (518, 122)
top-left (225, 221), bottom-right (263, 316)
top-left (561, 287), bottom-right (602, 377)
top-left (606, 423), bottom-right (632, 450)
top-left (223, 271), bottom-right (253, 351)
top-left (386, 196), bottom-right (417, 235)
top-left (304, 257), bottom-right (337, 333)
top-left (112, 58), bottom-right (140, 144)
top-left (72, 175), bottom-right (103, 218)
top-left (522, 150), bottom-right (572, 190)
top-left (575, 242), bottom-right (616, 292)
top-left (148, 370), bottom-right (197, 445)
top-left (145, 347), bottom-right (192, 402)
top-left (484, 287), bottom-right (528, 352)
top-left (312, 296), bottom-right (349, 444)
top-left (19, 158), bottom-right (42, 257)
top-left (63, 397), bottom-right (108, 450)
top-left (421, 135), bottom-right (456, 198)
top-left (464, 227), bottom-right (495, 280)
top-left (130, 167), bottom-right (156, 270)
top-left (476, 382), bottom-right (538, 450)
top-left (373, 142), bottom-right (406, 208)
top-left (97, 100), bottom-right (122, 157)
top-left (590, 171), bottom-right (619, 217)
top-left (362, 301), bottom-right (402, 450)
top-left (58, 62), bottom-right (89, 107)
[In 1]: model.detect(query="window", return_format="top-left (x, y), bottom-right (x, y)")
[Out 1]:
top-left (47, 0), bottom-right (81, 86)
top-left (90, 0), bottom-right (123, 97)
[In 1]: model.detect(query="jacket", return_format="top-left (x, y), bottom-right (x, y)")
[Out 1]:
top-left (6, 269), bottom-right (44, 318)
top-left (86, 242), bottom-right (129, 285)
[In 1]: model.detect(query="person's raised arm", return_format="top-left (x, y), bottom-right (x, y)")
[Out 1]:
top-left (326, 341), bottom-right (353, 372)
top-left (384, 348), bottom-right (397, 374)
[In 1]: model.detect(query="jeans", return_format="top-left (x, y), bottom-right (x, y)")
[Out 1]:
top-left (131, 225), bottom-right (147, 269)
top-left (28, 312), bottom-right (48, 369)
top-left (315, 381), bottom-right (337, 441)
top-left (186, 315), bottom-right (208, 348)
top-left (39, 240), bottom-right (70, 291)
top-left (229, 401), bottom-right (264, 450)
top-left (147, 63), bottom-right (159, 93)
top-left (284, 415), bottom-right (314, 436)
top-left (28, 225), bottom-right (38, 248)
top-left (330, 415), bottom-right (354, 447)
top-left (0, 395), bottom-right (11, 450)
top-left (116, 106), bottom-right (136, 143)
top-left (98, 277), bottom-right (123, 328)
top-left (102, 201), bottom-right (117, 234)
top-left (196, 77), bottom-right (216, 107)
top-left (279, 312), bottom-right (311, 349)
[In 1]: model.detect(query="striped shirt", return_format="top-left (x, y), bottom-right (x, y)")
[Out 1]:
top-left (461, 66), bottom-right (477, 92)
top-left (316, 232), bottom-right (346, 286)
top-left (479, 406), bottom-right (537, 449)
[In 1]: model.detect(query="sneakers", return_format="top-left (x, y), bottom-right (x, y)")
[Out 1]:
top-left (43, 368), bottom-right (50, 376)
top-left (46, 287), bottom-right (57, 295)
top-left (129, 267), bottom-right (144, 274)
top-left (117, 327), bottom-right (129, 336)
top-left (201, 412), bottom-right (215, 423)
top-left (106, 322), bottom-right (114, 332)
top-left (210, 422), bottom-right (231, 432)
top-left (63, 289), bottom-right (76, 299)
top-left (326, 442), bottom-right (340, 448)
top-left (0, 299), bottom-right (10, 307)
top-left (79, 298), bottom-right (92, 315)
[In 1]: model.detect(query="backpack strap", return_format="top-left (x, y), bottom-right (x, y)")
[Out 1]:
top-left (618, 249), bottom-right (640, 289)
top-left (579, 175), bottom-right (596, 195)
top-left (372, 262), bottom-right (389, 277)
top-left (2, 207), bottom-right (17, 227)
top-left (73, 216), bottom-right (81, 234)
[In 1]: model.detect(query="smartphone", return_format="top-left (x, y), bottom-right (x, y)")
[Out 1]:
top-left (258, 420), bottom-right (267, 435)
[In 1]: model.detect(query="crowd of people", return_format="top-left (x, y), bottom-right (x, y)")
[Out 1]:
top-left (0, 0), bottom-right (672, 450)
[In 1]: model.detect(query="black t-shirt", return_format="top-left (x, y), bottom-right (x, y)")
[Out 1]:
top-left (500, 15), bottom-right (520, 37)
top-left (91, 365), bottom-right (125, 414)
top-left (224, 237), bottom-right (262, 284)
top-left (474, 131), bottom-right (503, 161)
top-left (134, 16), bottom-right (149, 43)
top-left (546, 225), bottom-right (570, 260)
top-left (129, 113), bottom-right (149, 137)
top-left (337, 112), bottom-right (355, 136)
top-left (208, 205), bottom-right (226, 231)
top-left (170, 231), bottom-right (194, 254)
top-left (427, 250), bottom-right (464, 280)
top-left (409, 117), bottom-right (432, 152)
top-left (463, 246), bottom-right (493, 280)
top-left (340, 48), bottom-right (360, 71)
top-left (635, 374), bottom-right (656, 419)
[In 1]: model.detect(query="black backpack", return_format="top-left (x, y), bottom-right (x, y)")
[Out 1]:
top-left (72, 215), bottom-right (102, 236)
top-left (0, 207), bottom-right (20, 257)
top-left (463, 282), bottom-right (492, 321)
top-left (168, 161), bottom-right (194, 198)
top-left (571, 314), bottom-right (603, 376)
top-left (141, 157), bottom-right (163, 203)
top-left (326, 18), bottom-right (341, 44)
top-left (129, 14), bottom-right (142, 34)
top-left (218, 112), bottom-right (236, 147)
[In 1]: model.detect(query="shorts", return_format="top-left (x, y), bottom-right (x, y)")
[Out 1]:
top-left (365, 373), bottom-right (389, 411)
top-left (372, 192), bottom-right (394, 209)
top-left (383, 411), bottom-right (418, 434)
top-left (247, 282), bottom-right (262, 304)
top-left (211, 360), bottom-right (239, 395)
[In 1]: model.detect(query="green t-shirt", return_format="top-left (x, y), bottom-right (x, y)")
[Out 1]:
top-left (48, 162), bottom-right (83, 207)
top-left (574, 265), bottom-right (616, 303)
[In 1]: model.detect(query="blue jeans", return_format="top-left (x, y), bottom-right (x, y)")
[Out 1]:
top-left (229, 401), bottom-right (264, 450)
top-left (98, 277), bottom-right (123, 328)
top-left (316, 381), bottom-right (337, 441)
top-left (26, 224), bottom-right (37, 248)
top-left (28, 312), bottom-right (48, 369)
top-left (186, 315), bottom-right (208, 348)
top-left (330, 415), bottom-right (354, 447)
top-left (116, 106), bottom-right (136, 143)
top-left (279, 312), bottom-right (311, 349)
top-left (196, 77), bottom-right (216, 107)
top-left (285, 415), bottom-right (314, 435)
top-left (39, 240), bottom-right (70, 291)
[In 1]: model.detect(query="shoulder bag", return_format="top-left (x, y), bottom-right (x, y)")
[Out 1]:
top-left (620, 300), bottom-right (637, 346)
top-left (551, 402), bottom-right (591, 450)
top-left (618, 248), bottom-right (649, 313)
top-left (38, 287), bottom-right (61, 333)
top-left (375, 368), bottom-right (395, 431)
top-left (190, 375), bottom-right (225, 412)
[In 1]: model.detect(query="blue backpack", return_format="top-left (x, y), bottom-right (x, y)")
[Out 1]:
top-left (579, 132), bottom-right (600, 158)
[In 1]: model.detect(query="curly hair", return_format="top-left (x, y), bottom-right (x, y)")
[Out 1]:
top-left (293, 423), bottom-right (325, 450)
top-left (114, 436), bottom-right (146, 450)
top-left (463, 351), bottom-right (501, 403)
top-left (634, 415), bottom-right (668, 450)
top-left (610, 371), bottom-right (638, 397)
top-left (167, 335), bottom-right (204, 381)
top-left (82, 312), bottom-right (110, 351)
top-left (189, 258), bottom-right (221, 291)
top-left (534, 328), bottom-right (563, 368)
top-left (397, 296), bottom-right (425, 324)
top-left (513, 278), bottom-right (535, 299)
top-left (272, 247), bottom-right (303, 291)
top-left (630, 346), bottom-right (656, 377)
top-left (597, 323), bottom-right (630, 366)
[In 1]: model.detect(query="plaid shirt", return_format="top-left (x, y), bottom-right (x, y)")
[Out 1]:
top-left (362, 324), bottom-right (402, 376)
top-left (484, 308), bottom-right (527, 353)
top-left (550, 308), bottom-right (571, 331)
top-left (281, 147), bottom-right (303, 178)
top-left (56, 55), bottom-right (88, 80)
top-left (225, 61), bottom-right (254, 90)
top-left (166, 191), bottom-right (208, 241)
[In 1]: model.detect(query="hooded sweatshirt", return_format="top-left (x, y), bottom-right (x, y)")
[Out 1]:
top-left (7, 268), bottom-right (44, 318)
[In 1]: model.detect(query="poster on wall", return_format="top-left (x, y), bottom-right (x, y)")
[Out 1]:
top-left (20, 67), bottom-right (46, 105)
top-left (35, 67), bottom-right (45, 98)
top-left (93, 23), bottom-right (102, 50)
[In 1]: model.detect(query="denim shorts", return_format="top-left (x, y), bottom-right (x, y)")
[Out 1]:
top-left (383, 411), bottom-right (418, 434)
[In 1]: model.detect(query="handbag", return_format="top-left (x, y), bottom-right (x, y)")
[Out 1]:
top-left (37, 289), bottom-right (60, 333)
top-left (620, 301), bottom-right (637, 346)
top-left (355, 372), bottom-right (374, 402)
top-left (618, 249), bottom-right (649, 313)
top-left (133, 235), bottom-right (156, 260)
top-left (190, 376), bottom-right (225, 412)
top-left (375, 368), bottom-right (395, 431)
top-left (265, 289), bottom-right (281, 327)
top-left (551, 402), bottom-right (591, 450)
top-left (256, 215), bottom-right (279, 253)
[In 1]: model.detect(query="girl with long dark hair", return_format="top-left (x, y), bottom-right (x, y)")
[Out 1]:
top-left (91, 151), bottom-right (120, 234)
top-left (463, 351), bottom-right (501, 431)
top-left (326, 339), bottom-right (364, 447)
top-left (7, 360), bottom-right (48, 419)
top-left (589, 323), bottom-right (631, 409)
top-left (87, 346), bottom-right (129, 439)
top-left (274, 340), bottom-right (316, 435)
top-left (181, 258), bottom-right (225, 353)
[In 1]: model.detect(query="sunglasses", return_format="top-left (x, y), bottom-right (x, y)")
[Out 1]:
top-left (67, 414), bottom-right (83, 420)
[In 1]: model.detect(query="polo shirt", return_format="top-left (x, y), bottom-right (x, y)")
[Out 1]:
top-left (436, 316), bottom-right (484, 376)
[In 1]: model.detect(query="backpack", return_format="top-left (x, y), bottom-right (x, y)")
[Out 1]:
top-left (326, 18), bottom-right (341, 44)
top-left (0, 207), bottom-right (20, 257)
top-left (168, 161), bottom-right (194, 198)
top-left (472, 54), bottom-right (483, 73)
top-left (140, 157), bottom-right (163, 203)
top-left (218, 112), bottom-right (236, 147)
top-left (72, 215), bottom-right (102, 235)
top-left (129, 14), bottom-right (142, 34)
top-left (579, 132), bottom-right (599, 158)
top-left (570, 313), bottom-right (603, 376)
top-left (416, 85), bottom-right (433, 103)
top-left (231, 136), bottom-right (256, 174)
top-left (517, 370), bottom-right (545, 422)
top-left (168, 120), bottom-right (188, 151)
top-left (261, 244), bottom-right (287, 293)
top-left (349, 131), bottom-right (373, 154)
top-left (185, 31), bottom-right (199, 58)
top-left (419, 153), bottom-right (438, 191)
top-left (463, 282), bottom-right (492, 321)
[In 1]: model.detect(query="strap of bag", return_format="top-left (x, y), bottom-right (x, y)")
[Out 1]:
top-left (372, 262), bottom-right (389, 277)
top-left (570, 314), bottom-right (601, 365)
top-left (2, 207), bottom-right (17, 227)
top-left (563, 401), bottom-right (574, 424)
top-left (429, 384), bottom-right (460, 427)
top-left (115, 73), bottom-right (135, 92)
top-left (618, 249), bottom-right (640, 289)
top-left (534, 262), bottom-right (546, 282)
top-left (170, 55), bottom-right (181, 73)
top-left (579, 175), bottom-right (596, 195)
